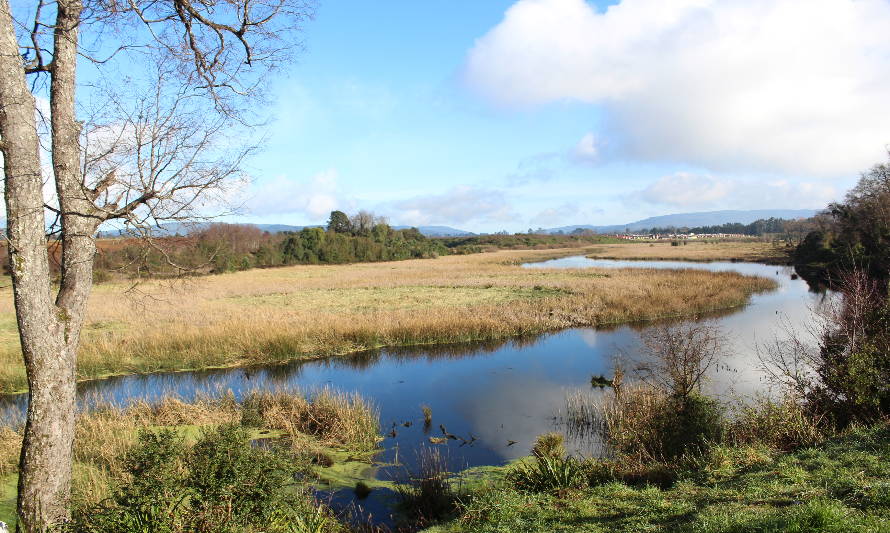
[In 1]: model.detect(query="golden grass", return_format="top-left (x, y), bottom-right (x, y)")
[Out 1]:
top-left (0, 388), bottom-right (380, 507)
top-left (0, 248), bottom-right (777, 392)
top-left (585, 241), bottom-right (791, 263)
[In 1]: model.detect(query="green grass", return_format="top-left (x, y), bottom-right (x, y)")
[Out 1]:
top-left (0, 474), bottom-right (15, 526)
top-left (426, 423), bottom-right (890, 532)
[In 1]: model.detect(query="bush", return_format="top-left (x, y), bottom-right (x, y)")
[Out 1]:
top-left (606, 388), bottom-right (725, 463)
top-left (187, 424), bottom-right (292, 528)
top-left (69, 425), bottom-right (341, 533)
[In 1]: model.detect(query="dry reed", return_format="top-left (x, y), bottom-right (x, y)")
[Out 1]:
top-left (586, 241), bottom-right (789, 263)
top-left (0, 248), bottom-right (777, 392)
top-left (0, 387), bottom-right (380, 507)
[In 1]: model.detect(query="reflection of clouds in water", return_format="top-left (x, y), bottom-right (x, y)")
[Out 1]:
top-left (452, 374), bottom-right (569, 462)
top-left (580, 330), bottom-right (597, 348)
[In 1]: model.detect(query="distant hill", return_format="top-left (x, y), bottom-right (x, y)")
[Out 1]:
top-left (98, 222), bottom-right (473, 238)
top-left (543, 209), bottom-right (818, 234)
top-left (392, 225), bottom-right (475, 237)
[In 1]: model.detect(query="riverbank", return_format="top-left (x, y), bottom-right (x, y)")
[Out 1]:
top-left (0, 249), bottom-right (777, 393)
top-left (0, 388), bottom-right (382, 528)
top-left (585, 241), bottom-right (791, 264)
top-left (426, 422), bottom-right (890, 532)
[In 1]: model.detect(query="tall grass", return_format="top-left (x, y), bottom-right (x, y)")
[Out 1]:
top-left (396, 447), bottom-right (461, 527)
top-left (0, 387), bottom-right (380, 510)
top-left (0, 249), bottom-right (778, 393)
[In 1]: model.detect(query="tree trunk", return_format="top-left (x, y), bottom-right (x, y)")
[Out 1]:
top-left (0, 0), bottom-right (90, 529)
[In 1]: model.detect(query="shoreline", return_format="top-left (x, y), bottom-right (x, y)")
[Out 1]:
top-left (0, 249), bottom-right (778, 395)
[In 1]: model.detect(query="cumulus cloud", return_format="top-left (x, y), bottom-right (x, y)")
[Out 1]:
top-left (465, 0), bottom-right (890, 176)
top-left (247, 169), bottom-right (354, 218)
top-left (631, 172), bottom-right (839, 209)
top-left (392, 186), bottom-right (519, 226)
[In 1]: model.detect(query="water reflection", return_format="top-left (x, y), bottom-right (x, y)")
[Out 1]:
top-left (0, 258), bottom-right (830, 485)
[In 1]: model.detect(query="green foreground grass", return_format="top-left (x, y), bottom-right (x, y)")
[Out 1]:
top-left (427, 423), bottom-right (890, 533)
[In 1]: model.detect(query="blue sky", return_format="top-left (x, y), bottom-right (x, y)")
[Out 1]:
top-left (235, 0), bottom-right (890, 232)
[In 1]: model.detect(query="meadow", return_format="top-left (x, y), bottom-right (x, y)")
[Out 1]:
top-left (585, 240), bottom-right (791, 263)
top-left (0, 247), bottom-right (777, 393)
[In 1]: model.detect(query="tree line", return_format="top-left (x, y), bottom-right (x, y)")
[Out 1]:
top-left (642, 217), bottom-right (819, 239)
top-left (87, 210), bottom-right (447, 278)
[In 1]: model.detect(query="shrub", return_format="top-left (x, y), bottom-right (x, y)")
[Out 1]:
top-left (729, 396), bottom-right (826, 451)
top-left (69, 425), bottom-right (340, 533)
top-left (187, 424), bottom-right (293, 528)
top-left (604, 387), bottom-right (724, 463)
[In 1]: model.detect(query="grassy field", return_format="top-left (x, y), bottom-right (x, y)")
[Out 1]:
top-left (586, 241), bottom-right (792, 263)
top-left (427, 422), bottom-right (890, 533)
top-left (0, 248), bottom-right (777, 393)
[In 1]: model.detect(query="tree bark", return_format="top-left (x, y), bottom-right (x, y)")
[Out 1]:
top-left (0, 0), bottom-right (86, 529)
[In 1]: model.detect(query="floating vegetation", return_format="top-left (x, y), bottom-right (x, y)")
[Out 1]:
top-left (590, 374), bottom-right (612, 388)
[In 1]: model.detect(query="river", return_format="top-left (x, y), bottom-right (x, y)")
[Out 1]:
top-left (0, 256), bottom-right (830, 523)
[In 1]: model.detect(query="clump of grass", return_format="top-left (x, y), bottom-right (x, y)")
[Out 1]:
top-left (531, 432), bottom-right (565, 460)
top-left (728, 395), bottom-right (827, 451)
top-left (396, 447), bottom-right (460, 527)
top-left (240, 388), bottom-right (379, 451)
top-left (507, 434), bottom-right (587, 494)
top-left (422, 405), bottom-right (433, 427)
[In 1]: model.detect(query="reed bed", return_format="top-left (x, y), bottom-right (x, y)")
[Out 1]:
top-left (586, 241), bottom-right (790, 263)
top-left (0, 248), bottom-right (777, 392)
top-left (0, 387), bottom-right (380, 506)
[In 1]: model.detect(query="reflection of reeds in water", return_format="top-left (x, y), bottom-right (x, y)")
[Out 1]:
top-left (0, 248), bottom-right (776, 393)
top-left (558, 389), bottom-right (607, 443)
top-left (395, 446), bottom-right (462, 527)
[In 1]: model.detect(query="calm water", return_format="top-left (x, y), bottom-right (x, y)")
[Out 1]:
top-left (0, 257), bottom-right (830, 523)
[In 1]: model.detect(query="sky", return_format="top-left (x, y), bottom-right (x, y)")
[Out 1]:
top-left (234, 0), bottom-right (890, 232)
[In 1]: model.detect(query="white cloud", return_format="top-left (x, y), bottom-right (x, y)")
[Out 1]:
top-left (631, 172), bottom-right (839, 209)
top-left (392, 186), bottom-right (518, 226)
top-left (247, 169), bottom-right (354, 219)
top-left (465, 0), bottom-right (890, 176)
top-left (571, 133), bottom-right (599, 164)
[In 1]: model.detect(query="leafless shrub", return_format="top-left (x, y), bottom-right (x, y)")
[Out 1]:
top-left (629, 321), bottom-right (728, 402)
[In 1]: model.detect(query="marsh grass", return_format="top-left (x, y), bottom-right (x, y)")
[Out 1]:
top-left (586, 241), bottom-right (790, 263)
top-left (0, 387), bottom-right (380, 513)
top-left (727, 395), bottom-right (827, 451)
top-left (0, 427), bottom-right (17, 478)
top-left (395, 446), bottom-right (462, 527)
top-left (0, 249), bottom-right (776, 392)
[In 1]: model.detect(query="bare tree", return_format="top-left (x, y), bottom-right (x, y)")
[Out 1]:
top-left (760, 269), bottom-right (888, 423)
top-left (0, 0), bottom-right (312, 528)
top-left (630, 321), bottom-right (727, 403)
